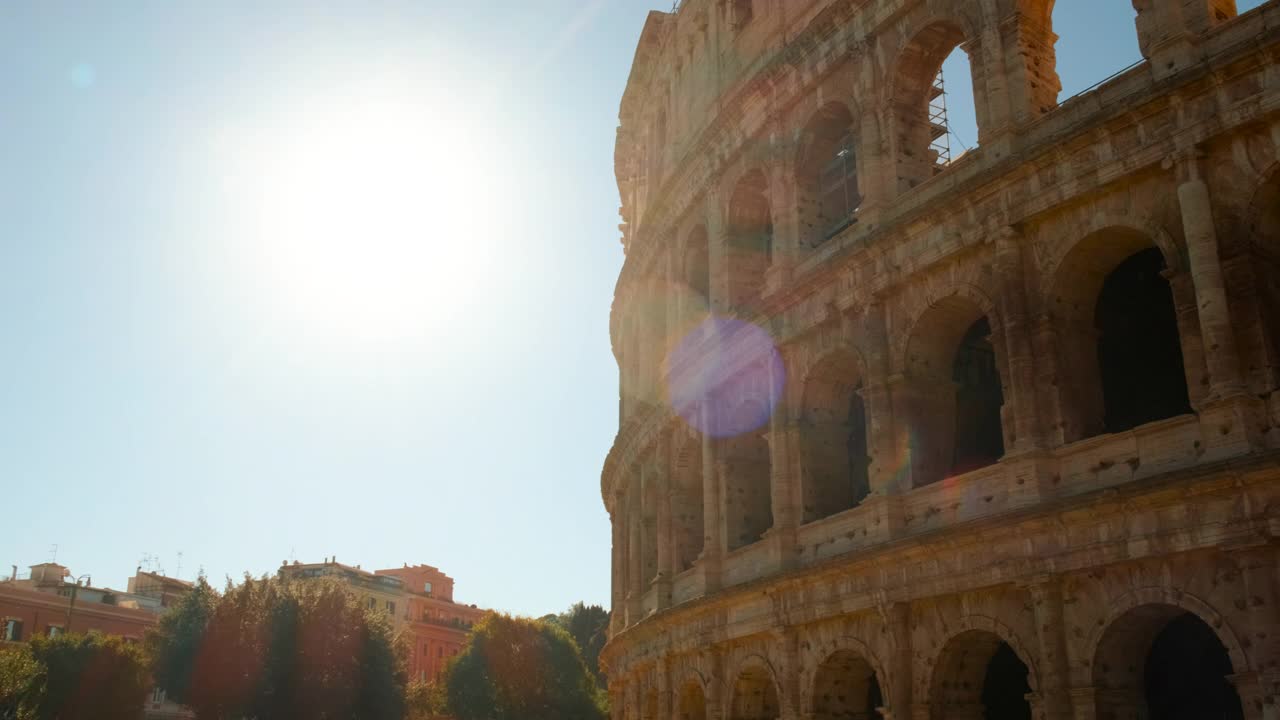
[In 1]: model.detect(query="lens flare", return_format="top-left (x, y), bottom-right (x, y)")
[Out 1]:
top-left (666, 316), bottom-right (785, 438)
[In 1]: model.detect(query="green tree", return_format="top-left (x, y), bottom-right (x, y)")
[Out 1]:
top-left (551, 603), bottom-right (609, 688)
top-left (438, 613), bottom-right (605, 720)
top-left (22, 633), bottom-right (150, 720)
top-left (147, 574), bottom-right (407, 720)
top-left (0, 645), bottom-right (40, 720)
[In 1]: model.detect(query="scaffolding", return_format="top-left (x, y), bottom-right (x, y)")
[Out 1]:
top-left (928, 68), bottom-right (952, 172)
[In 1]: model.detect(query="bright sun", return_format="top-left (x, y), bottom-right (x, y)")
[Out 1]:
top-left (237, 86), bottom-right (508, 345)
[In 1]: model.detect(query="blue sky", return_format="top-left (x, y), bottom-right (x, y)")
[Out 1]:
top-left (0, 1), bottom-right (1265, 617)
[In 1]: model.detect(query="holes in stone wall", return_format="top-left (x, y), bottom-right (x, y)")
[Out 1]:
top-left (930, 631), bottom-right (1032, 720)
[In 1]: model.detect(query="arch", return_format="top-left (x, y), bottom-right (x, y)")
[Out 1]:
top-left (807, 640), bottom-right (888, 720)
top-left (925, 617), bottom-right (1040, 720)
top-left (672, 430), bottom-right (705, 573)
top-left (900, 288), bottom-right (1006, 487)
top-left (795, 101), bottom-right (861, 247)
top-left (676, 674), bottom-right (708, 720)
top-left (726, 169), bottom-right (774, 314)
top-left (685, 225), bottom-right (711, 307)
top-left (1083, 587), bottom-right (1251, 686)
top-left (1242, 167), bottom-right (1280, 393)
top-left (887, 17), bottom-right (983, 192)
top-left (721, 429), bottom-right (773, 551)
top-left (728, 657), bottom-right (782, 720)
top-left (1047, 226), bottom-right (1193, 440)
top-left (1088, 593), bottom-right (1248, 720)
top-left (798, 347), bottom-right (871, 523)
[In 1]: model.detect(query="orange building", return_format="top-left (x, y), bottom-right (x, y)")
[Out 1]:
top-left (374, 564), bottom-right (485, 684)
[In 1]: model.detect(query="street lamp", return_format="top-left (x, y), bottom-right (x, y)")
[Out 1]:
top-left (64, 573), bottom-right (92, 635)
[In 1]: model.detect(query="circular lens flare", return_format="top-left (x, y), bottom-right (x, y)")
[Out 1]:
top-left (666, 316), bottom-right (785, 438)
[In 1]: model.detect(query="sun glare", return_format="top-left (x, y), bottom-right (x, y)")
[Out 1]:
top-left (235, 86), bottom-right (510, 345)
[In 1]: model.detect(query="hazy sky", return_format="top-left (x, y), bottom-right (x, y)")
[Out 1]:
top-left (1, 1), bottom-right (1265, 617)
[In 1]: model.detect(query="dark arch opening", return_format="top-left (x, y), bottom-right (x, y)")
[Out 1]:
top-left (1095, 247), bottom-right (1191, 432)
top-left (730, 666), bottom-right (779, 720)
top-left (1094, 606), bottom-right (1244, 720)
top-left (800, 355), bottom-right (871, 524)
top-left (951, 316), bottom-right (1005, 475)
top-left (686, 226), bottom-right (710, 306)
top-left (672, 436), bottom-right (705, 573)
top-left (726, 170), bottom-right (773, 314)
top-left (796, 102), bottom-right (860, 247)
top-left (722, 431), bottom-right (772, 551)
top-left (931, 632), bottom-right (1033, 720)
top-left (981, 643), bottom-right (1032, 720)
top-left (812, 650), bottom-right (883, 720)
top-left (1145, 613), bottom-right (1244, 720)
top-left (678, 681), bottom-right (707, 720)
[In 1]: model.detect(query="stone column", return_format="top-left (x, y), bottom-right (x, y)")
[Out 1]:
top-left (998, 8), bottom-right (1061, 126)
top-left (1024, 577), bottom-right (1073, 720)
top-left (627, 477), bottom-right (643, 625)
top-left (1178, 170), bottom-right (1246, 401)
top-left (862, 302), bottom-right (900, 494)
top-left (995, 228), bottom-right (1045, 453)
top-left (767, 149), bottom-right (800, 294)
top-left (699, 402), bottom-right (723, 594)
top-left (707, 190), bottom-right (730, 315)
top-left (658, 657), bottom-right (673, 720)
top-left (856, 102), bottom-right (887, 223)
top-left (1167, 270), bottom-right (1210, 409)
top-left (775, 627), bottom-right (802, 720)
top-left (655, 433), bottom-right (674, 610)
top-left (882, 602), bottom-right (913, 720)
top-left (769, 361), bottom-right (799, 572)
top-left (610, 495), bottom-right (626, 636)
top-left (705, 647), bottom-right (726, 720)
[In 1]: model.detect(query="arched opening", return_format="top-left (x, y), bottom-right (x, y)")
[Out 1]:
top-left (726, 170), bottom-right (773, 314)
top-left (672, 433), bottom-right (705, 573)
top-left (799, 351), bottom-right (871, 524)
top-left (729, 664), bottom-right (779, 720)
top-left (686, 225), bottom-right (711, 308)
top-left (904, 295), bottom-right (1005, 487)
top-left (951, 317), bottom-right (1005, 475)
top-left (678, 680), bottom-right (707, 720)
top-left (1052, 3), bottom-right (1140, 99)
top-left (1051, 230), bottom-right (1192, 441)
top-left (931, 631), bottom-right (1032, 720)
top-left (1245, 170), bottom-right (1280, 394)
top-left (796, 102), bottom-right (860, 247)
top-left (811, 650), bottom-right (883, 720)
top-left (721, 429), bottom-right (772, 551)
top-left (891, 22), bottom-right (981, 192)
top-left (640, 472), bottom-right (659, 590)
top-left (1093, 604), bottom-right (1244, 720)
top-left (1096, 248), bottom-right (1192, 432)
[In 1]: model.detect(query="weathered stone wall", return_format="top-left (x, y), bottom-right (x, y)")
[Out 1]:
top-left (604, 1), bottom-right (1280, 718)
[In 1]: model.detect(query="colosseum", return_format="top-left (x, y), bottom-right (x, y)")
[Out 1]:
top-left (600, 1), bottom-right (1280, 719)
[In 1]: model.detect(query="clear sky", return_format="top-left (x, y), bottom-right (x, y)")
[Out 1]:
top-left (0, 1), bottom-right (1266, 617)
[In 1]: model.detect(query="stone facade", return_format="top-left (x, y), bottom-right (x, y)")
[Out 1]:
top-left (601, 1), bottom-right (1280, 719)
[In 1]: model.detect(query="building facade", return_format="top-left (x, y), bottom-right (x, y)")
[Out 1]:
top-left (601, 2), bottom-right (1280, 719)
top-left (280, 559), bottom-right (485, 684)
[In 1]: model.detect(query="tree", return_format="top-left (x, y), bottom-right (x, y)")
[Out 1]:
top-left (147, 574), bottom-right (407, 720)
top-left (438, 613), bottom-right (605, 720)
top-left (0, 646), bottom-right (39, 720)
top-left (22, 633), bottom-right (150, 720)
top-left (550, 603), bottom-right (609, 688)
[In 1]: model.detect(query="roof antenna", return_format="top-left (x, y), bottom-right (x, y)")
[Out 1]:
top-left (48, 544), bottom-right (59, 564)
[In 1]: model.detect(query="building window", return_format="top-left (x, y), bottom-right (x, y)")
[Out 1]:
top-left (424, 581), bottom-right (433, 595)
top-left (386, 601), bottom-right (396, 615)
top-left (438, 647), bottom-right (443, 658)
top-left (46, 625), bottom-right (64, 638)
top-left (367, 597), bottom-right (376, 610)
top-left (3, 619), bottom-right (22, 642)
top-left (152, 688), bottom-right (167, 704)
